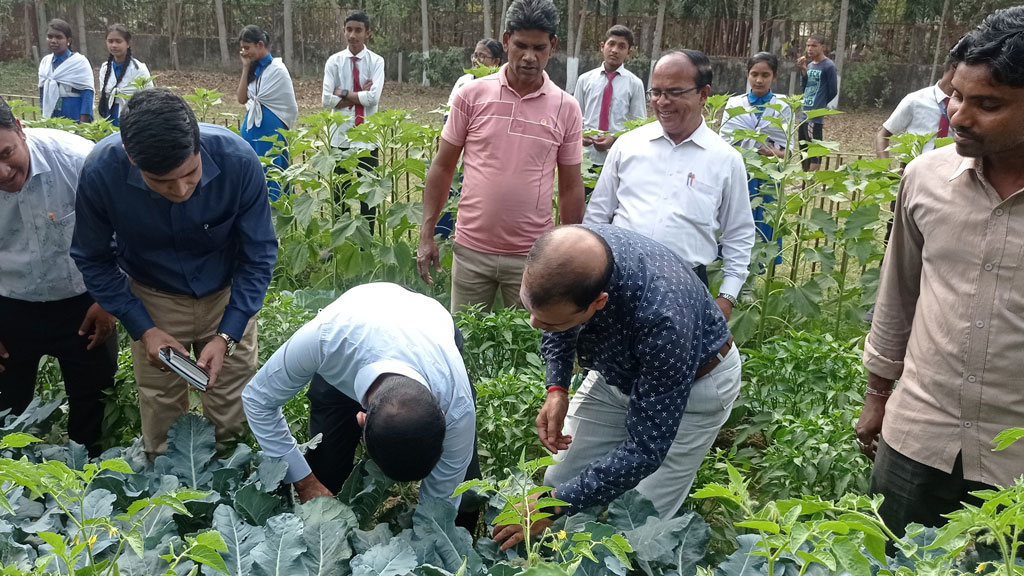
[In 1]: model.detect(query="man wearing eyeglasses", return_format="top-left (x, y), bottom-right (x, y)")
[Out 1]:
top-left (584, 50), bottom-right (754, 321)
top-left (241, 283), bottom-right (478, 525)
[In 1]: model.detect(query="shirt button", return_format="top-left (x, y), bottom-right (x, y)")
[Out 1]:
top-left (967, 374), bottom-right (977, 383)
top-left (984, 263), bottom-right (994, 271)
top-left (995, 209), bottom-right (1004, 216)
top-left (976, 320), bottom-right (985, 328)
top-left (963, 421), bottom-right (973, 428)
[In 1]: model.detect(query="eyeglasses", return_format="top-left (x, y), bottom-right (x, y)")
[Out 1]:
top-left (646, 87), bottom-right (701, 101)
top-left (472, 52), bottom-right (495, 61)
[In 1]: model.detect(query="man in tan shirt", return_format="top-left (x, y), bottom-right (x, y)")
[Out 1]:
top-left (856, 6), bottom-right (1024, 535)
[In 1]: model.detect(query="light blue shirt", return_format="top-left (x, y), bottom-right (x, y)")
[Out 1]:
top-left (0, 128), bottom-right (93, 301)
top-left (241, 283), bottom-right (475, 503)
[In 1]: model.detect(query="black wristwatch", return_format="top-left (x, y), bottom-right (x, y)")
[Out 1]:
top-left (340, 89), bottom-right (349, 100)
top-left (540, 490), bottom-right (566, 521)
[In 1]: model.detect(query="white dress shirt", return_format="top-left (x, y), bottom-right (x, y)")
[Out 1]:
top-left (584, 120), bottom-right (754, 298)
top-left (882, 83), bottom-right (950, 153)
top-left (573, 64), bottom-right (648, 165)
top-left (321, 47), bottom-right (386, 149)
top-left (241, 283), bottom-right (474, 504)
top-left (0, 128), bottom-right (93, 302)
top-left (97, 58), bottom-right (154, 120)
top-left (719, 93), bottom-right (792, 151)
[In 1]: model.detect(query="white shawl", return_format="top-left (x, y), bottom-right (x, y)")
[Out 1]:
top-left (720, 93), bottom-right (792, 151)
top-left (245, 58), bottom-right (298, 131)
top-left (38, 52), bottom-right (95, 119)
top-left (98, 58), bottom-right (154, 117)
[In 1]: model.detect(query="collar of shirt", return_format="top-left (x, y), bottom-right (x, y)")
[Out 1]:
top-left (649, 118), bottom-right (716, 150)
top-left (25, 135), bottom-right (54, 185)
top-left (748, 91), bottom-right (774, 106)
top-left (933, 83), bottom-right (951, 103)
top-left (126, 146), bottom-right (222, 199)
top-left (52, 49), bottom-right (72, 67)
top-left (950, 156), bottom-right (980, 182)
top-left (497, 63), bottom-right (552, 99)
top-left (341, 47), bottom-right (368, 60)
top-left (353, 360), bottom-right (430, 409)
top-left (253, 53), bottom-right (274, 78)
top-left (602, 63), bottom-right (626, 77)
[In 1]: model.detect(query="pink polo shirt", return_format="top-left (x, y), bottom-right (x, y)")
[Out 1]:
top-left (442, 66), bottom-right (583, 255)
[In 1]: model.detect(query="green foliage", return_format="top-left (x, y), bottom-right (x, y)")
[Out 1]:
top-left (410, 47), bottom-right (474, 87)
top-left (840, 55), bottom-right (894, 110)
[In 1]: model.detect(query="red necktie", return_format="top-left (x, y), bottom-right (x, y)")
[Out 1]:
top-left (937, 97), bottom-right (950, 138)
top-left (598, 71), bottom-right (618, 132)
top-left (351, 56), bottom-right (365, 125)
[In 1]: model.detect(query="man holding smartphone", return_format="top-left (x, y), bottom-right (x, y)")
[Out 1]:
top-left (71, 88), bottom-right (277, 456)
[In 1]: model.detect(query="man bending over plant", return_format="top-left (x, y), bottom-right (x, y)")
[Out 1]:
top-left (493, 225), bottom-right (741, 548)
top-left (857, 6), bottom-right (1024, 535)
top-left (241, 283), bottom-right (479, 525)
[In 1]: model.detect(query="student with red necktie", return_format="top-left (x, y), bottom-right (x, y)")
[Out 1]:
top-left (875, 54), bottom-right (956, 160)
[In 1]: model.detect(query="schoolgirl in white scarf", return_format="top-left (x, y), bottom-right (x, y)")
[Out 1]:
top-left (97, 24), bottom-right (154, 126)
top-left (37, 19), bottom-right (94, 121)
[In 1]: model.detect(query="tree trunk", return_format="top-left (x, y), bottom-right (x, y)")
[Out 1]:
top-left (23, 0), bottom-right (33, 58)
top-left (483, 0), bottom-right (492, 39)
top-left (928, 0), bottom-right (951, 85)
top-left (35, 0), bottom-right (47, 57)
top-left (214, 0), bottom-right (229, 67)
top-left (750, 0), bottom-right (761, 55)
top-left (566, 0), bottom-right (586, 93)
top-left (649, 0), bottom-right (667, 86)
top-left (499, 0), bottom-right (509, 37)
top-left (420, 0), bottom-right (429, 85)
top-left (284, 0), bottom-right (294, 69)
top-left (833, 0), bottom-right (849, 107)
top-left (74, 0), bottom-right (86, 58)
top-left (167, 0), bottom-right (180, 71)
top-left (566, 0), bottom-right (575, 56)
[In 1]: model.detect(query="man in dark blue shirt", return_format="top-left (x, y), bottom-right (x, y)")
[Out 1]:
top-left (796, 34), bottom-right (838, 171)
top-left (493, 224), bottom-right (741, 548)
top-left (71, 88), bottom-right (277, 456)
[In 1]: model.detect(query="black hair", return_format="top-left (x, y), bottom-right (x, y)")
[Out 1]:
top-left (120, 88), bottom-right (201, 176)
top-left (47, 18), bottom-right (73, 49)
top-left (239, 25), bottom-right (271, 84)
top-left (747, 51), bottom-right (778, 75)
top-left (505, 0), bottom-right (558, 39)
top-left (605, 24), bottom-right (634, 47)
top-left (525, 226), bottom-right (614, 311)
top-left (0, 97), bottom-right (17, 131)
top-left (345, 10), bottom-right (372, 31)
top-left (949, 6), bottom-right (1024, 88)
top-left (478, 38), bottom-right (504, 61)
top-left (99, 24), bottom-right (134, 120)
top-left (364, 375), bottom-right (446, 482)
top-left (662, 49), bottom-right (713, 88)
top-left (807, 33), bottom-right (827, 46)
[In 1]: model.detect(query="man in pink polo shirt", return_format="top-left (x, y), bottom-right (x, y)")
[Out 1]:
top-left (417, 0), bottom-right (585, 313)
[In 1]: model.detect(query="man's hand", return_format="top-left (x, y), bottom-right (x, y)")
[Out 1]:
top-left (592, 135), bottom-right (615, 152)
top-left (855, 395), bottom-right (885, 460)
top-left (796, 56), bottom-right (808, 73)
top-left (361, 79), bottom-right (373, 91)
top-left (141, 327), bottom-right (188, 368)
top-left (757, 146), bottom-right (784, 158)
top-left (715, 297), bottom-right (734, 321)
top-left (196, 336), bottom-right (228, 389)
top-left (417, 233), bottom-right (441, 285)
top-left (294, 472), bottom-right (334, 503)
top-left (0, 339), bottom-right (8, 373)
top-left (492, 491), bottom-right (558, 551)
top-left (79, 302), bottom-right (116, 350)
top-left (581, 135), bottom-right (595, 147)
top-left (536, 390), bottom-right (572, 453)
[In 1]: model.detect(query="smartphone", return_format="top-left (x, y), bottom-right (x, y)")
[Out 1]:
top-left (158, 348), bottom-right (209, 392)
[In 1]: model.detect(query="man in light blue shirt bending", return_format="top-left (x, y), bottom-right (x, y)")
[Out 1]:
top-left (242, 283), bottom-right (477, 515)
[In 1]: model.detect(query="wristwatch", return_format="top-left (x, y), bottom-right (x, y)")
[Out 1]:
top-left (719, 293), bottom-right (738, 306)
top-left (340, 89), bottom-right (350, 100)
top-left (216, 332), bottom-right (237, 357)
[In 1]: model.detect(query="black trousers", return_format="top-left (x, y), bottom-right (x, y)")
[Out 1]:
top-left (693, 264), bottom-right (709, 288)
top-left (304, 326), bottom-right (482, 529)
top-left (871, 438), bottom-right (992, 537)
top-left (334, 147), bottom-right (380, 234)
top-left (0, 293), bottom-right (117, 454)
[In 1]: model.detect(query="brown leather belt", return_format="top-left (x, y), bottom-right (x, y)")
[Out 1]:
top-left (695, 336), bottom-right (734, 379)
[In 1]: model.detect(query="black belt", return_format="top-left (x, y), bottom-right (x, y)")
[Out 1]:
top-left (696, 336), bottom-right (733, 379)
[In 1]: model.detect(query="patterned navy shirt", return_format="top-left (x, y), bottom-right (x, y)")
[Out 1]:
top-left (541, 224), bottom-right (730, 511)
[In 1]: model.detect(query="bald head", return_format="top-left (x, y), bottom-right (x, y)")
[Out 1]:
top-left (654, 49), bottom-right (713, 88)
top-left (523, 226), bottom-right (613, 311)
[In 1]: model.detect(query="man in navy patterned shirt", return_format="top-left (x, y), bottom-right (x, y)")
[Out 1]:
top-left (493, 224), bottom-right (741, 548)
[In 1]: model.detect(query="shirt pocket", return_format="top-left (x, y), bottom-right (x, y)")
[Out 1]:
top-left (198, 216), bottom-right (236, 251)
top-left (1007, 240), bottom-right (1024, 315)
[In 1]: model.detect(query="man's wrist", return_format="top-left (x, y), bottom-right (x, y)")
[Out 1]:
top-left (546, 386), bottom-right (569, 395)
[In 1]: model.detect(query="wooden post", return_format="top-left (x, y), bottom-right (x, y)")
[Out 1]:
top-left (928, 0), bottom-right (951, 85)
top-left (215, 0), bottom-right (229, 68)
top-left (833, 0), bottom-right (849, 107)
top-left (74, 0), bottom-right (87, 58)
top-left (483, 0), bottom-right (492, 39)
top-left (22, 0), bottom-right (33, 58)
top-left (420, 0), bottom-right (429, 86)
top-left (34, 0), bottom-right (47, 57)
top-left (284, 0), bottom-right (294, 69)
top-left (750, 0), bottom-right (761, 55)
top-left (649, 0), bottom-right (667, 86)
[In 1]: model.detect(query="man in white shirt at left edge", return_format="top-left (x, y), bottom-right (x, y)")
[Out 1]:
top-left (242, 283), bottom-right (479, 524)
top-left (0, 97), bottom-right (117, 454)
top-left (584, 50), bottom-right (754, 319)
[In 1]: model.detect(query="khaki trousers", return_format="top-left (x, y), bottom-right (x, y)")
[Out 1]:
top-left (450, 242), bottom-right (527, 314)
top-left (129, 280), bottom-right (258, 455)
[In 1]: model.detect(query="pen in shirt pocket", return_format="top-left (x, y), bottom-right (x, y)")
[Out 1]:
top-left (687, 173), bottom-right (696, 187)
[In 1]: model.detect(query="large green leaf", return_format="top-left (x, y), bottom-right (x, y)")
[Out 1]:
top-left (715, 535), bottom-right (765, 576)
top-left (608, 491), bottom-right (658, 531)
top-left (784, 279), bottom-right (824, 318)
top-left (338, 460), bottom-right (396, 527)
top-left (251, 513), bottom-right (308, 576)
top-left (842, 203), bottom-right (881, 237)
top-left (668, 513), bottom-right (711, 576)
top-left (208, 504), bottom-right (265, 576)
top-left (352, 524), bottom-right (395, 555)
top-left (37, 441), bottom-right (89, 471)
top-left (234, 482), bottom-right (284, 527)
top-left (297, 497), bottom-right (359, 576)
top-left (165, 414), bottom-right (217, 489)
top-left (411, 497), bottom-right (482, 574)
top-left (351, 537), bottom-right (419, 576)
top-left (254, 457), bottom-right (289, 492)
top-left (140, 504), bottom-right (178, 551)
top-left (78, 489), bottom-right (116, 523)
top-left (624, 512), bottom-right (703, 565)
